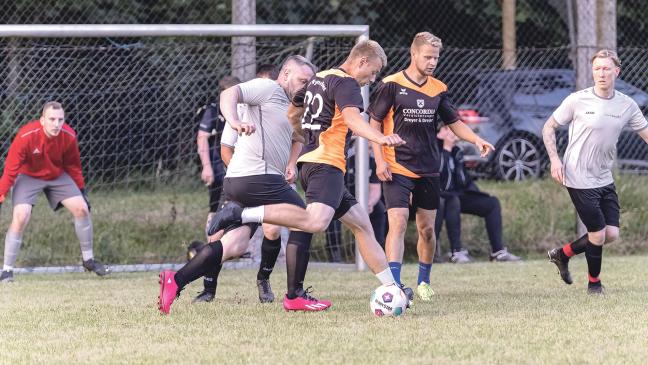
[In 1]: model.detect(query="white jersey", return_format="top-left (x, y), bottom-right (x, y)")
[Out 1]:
top-left (224, 78), bottom-right (293, 178)
top-left (553, 87), bottom-right (648, 188)
top-left (220, 104), bottom-right (247, 148)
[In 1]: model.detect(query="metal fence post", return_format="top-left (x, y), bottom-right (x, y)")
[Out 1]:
top-left (355, 30), bottom-right (370, 271)
top-left (232, 0), bottom-right (256, 81)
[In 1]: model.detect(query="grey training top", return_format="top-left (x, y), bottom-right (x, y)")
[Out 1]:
top-left (225, 78), bottom-right (293, 178)
top-left (553, 87), bottom-right (647, 188)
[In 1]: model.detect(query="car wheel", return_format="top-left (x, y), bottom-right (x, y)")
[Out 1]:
top-left (495, 136), bottom-right (543, 181)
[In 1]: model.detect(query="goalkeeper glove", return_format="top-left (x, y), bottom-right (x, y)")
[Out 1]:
top-left (80, 188), bottom-right (91, 212)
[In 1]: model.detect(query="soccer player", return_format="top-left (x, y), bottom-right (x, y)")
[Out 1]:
top-left (197, 76), bottom-right (241, 237)
top-left (158, 55), bottom-right (316, 314)
top-left (190, 104), bottom-right (291, 304)
top-left (368, 32), bottom-right (494, 301)
top-left (544, 50), bottom-right (648, 294)
top-left (207, 40), bottom-right (406, 311)
top-left (435, 126), bottom-right (521, 263)
top-left (0, 102), bottom-right (110, 282)
top-left (192, 70), bottom-right (286, 304)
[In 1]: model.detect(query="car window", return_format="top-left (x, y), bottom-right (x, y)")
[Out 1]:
top-left (511, 72), bottom-right (573, 109)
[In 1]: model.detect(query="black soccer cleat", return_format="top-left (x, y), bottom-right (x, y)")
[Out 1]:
top-left (587, 282), bottom-right (605, 295)
top-left (548, 248), bottom-right (572, 285)
top-left (257, 279), bottom-right (275, 303)
top-left (207, 201), bottom-right (244, 236)
top-left (186, 240), bottom-right (206, 261)
top-left (400, 283), bottom-right (414, 308)
top-left (192, 290), bottom-right (216, 303)
top-left (83, 259), bottom-right (111, 276)
top-left (0, 270), bottom-right (14, 283)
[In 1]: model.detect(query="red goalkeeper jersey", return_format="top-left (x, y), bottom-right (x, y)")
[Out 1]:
top-left (0, 120), bottom-right (85, 197)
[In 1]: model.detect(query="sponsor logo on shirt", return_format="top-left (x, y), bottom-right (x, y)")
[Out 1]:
top-left (585, 111), bottom-right (595, 115)
top-left (399, 88), bottom-right (408, 95)
top-left (604, 113), bottom-right (621, 118)
top-left (32, 148), bottom-right (41, 155)
top-left (402, 107), bottom-right (437, 123)
top-left (417, 99), bottom-right (425, 108)
top-left (309, 79), bottom-right (327, 91)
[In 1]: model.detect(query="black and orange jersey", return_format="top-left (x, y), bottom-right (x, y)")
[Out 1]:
top-left (293, 68), bottom-right (364, 173)
top-left (368, 71), bottom-right (459, 178)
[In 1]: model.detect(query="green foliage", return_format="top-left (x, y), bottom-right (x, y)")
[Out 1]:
top-left (4, 0), bottom-right (230, 24)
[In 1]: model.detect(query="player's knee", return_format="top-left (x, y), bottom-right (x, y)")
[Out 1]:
top-left (418, 225), bottom-right (436, 243)
top-left (263, 226), bottom-right (281, 240)
top-left (387, 211), bottom-right (409, 232)
top-left (389, 214), bottom-right (408, 234)
top-left (445, 196), bottom-right (460, 211)
top-left (72, 206), bottom-right (90, 218)
top-left (588, 231), bottom-right (606, 245)
top-left (223, 237), bottom-right (248, 258)
top-left (302, 213), bottom-right (330, 232)
top-left (11, 211), bottom-right (31, 230)
top-left (310, 218), bottom-right (331, 233)
top-left (489, 197), bottom-right (501, 213)
top-left (605, 226), bottom-right (619, 243)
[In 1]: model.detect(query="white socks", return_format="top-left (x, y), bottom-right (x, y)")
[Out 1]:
top-left (376, 267), bottom-right (397, 285)
top-left (241, 206), bottom-right (264, 224)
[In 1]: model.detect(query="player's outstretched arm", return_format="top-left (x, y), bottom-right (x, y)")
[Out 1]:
top-left (219, 86), bottom-right (255, 136)
top-left (542, 116), bottom-right (564, 185)
top-left (369, 118), bottom-right (392, 181)
top-left (448, 120), bottom-right (495, 157)
top-left (342, 107), bottom-right (405, 147)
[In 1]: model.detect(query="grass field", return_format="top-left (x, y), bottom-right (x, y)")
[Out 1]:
top-left (2, 256), bottom-right (648, 364)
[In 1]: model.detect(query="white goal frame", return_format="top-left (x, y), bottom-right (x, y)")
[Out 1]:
top-left (0, 24), bottom-right (371, 270)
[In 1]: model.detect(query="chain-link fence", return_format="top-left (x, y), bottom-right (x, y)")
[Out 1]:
top-left (0, 35), bottom-right (358, 267)
top-left (0, 36), bottom-right (355, 189)
top-left (0, 0), bottom-right (647, 268)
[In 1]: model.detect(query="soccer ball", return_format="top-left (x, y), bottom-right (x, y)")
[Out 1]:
top-left (370, 283), bottom-right (407, 317)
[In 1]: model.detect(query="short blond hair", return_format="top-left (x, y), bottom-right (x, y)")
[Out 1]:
top-left (41, 101), bottom-right (63, 115)
top-left (348, 39), bottom-right (387, 68)
top-left (411, 32), bottom-right (443, 51)
top-left (591, 49), bottom-right (621, 67)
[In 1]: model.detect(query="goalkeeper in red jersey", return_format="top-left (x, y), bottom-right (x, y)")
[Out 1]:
top-left (0, 101), bottom-right (110, 282)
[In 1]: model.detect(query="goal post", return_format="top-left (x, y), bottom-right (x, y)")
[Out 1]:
top-left (0, 24), bottom-right (370, 271)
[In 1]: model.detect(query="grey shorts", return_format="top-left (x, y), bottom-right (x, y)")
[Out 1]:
top-left (12, 173), bottom-right (82, 211)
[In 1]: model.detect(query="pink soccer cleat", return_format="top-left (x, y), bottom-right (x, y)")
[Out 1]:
top-left (283, 287), bottom-right (332, 312)
top-left (158, 270), bottom-right (179, 315)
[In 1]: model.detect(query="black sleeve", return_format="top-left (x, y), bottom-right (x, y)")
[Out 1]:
top-left (438, 92), bottom-right (460, 125)
top-left (292, 84), bottom-right (308, 107)
top-left (452, 146), bottom-right (476, 191)
top-left (332, 77), bottom-right (364, 113)
top-left (367, 81), bottom-right (394, 123)
top-left (197, 104), bottom-right (220, 133)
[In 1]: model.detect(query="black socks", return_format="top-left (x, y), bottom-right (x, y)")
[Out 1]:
top-left (257, 236), bottom-right (282, 281)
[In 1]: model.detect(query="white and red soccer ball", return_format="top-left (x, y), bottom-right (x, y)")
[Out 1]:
top-left (370, 283), bottom-right (408, 317)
